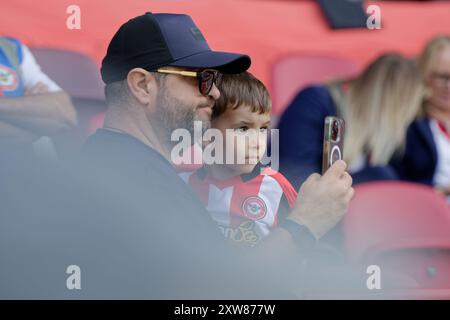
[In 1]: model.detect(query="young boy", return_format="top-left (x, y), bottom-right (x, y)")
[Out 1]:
top-left (179, 72), bottom-right (297, 246)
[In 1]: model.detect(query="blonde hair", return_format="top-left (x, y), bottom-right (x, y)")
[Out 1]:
top-left (328, 54), bottom-right (424, 166)
top-left (418, 35), bottom-right (450, 113)
top-left (418, 34), bottom-right (450, 79)
top-left (213, 71), bottom-right (271, 118)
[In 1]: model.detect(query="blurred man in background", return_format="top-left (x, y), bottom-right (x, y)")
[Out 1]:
top-left (0, 36), bottom-right (76, 162)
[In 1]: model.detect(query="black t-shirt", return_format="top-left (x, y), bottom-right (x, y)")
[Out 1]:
top-left (0, 128), bottom-right (301, 298)
top-left (75, 129), bottom-right (289, 298)
top-left (0, 128), bottom-right (366, 298)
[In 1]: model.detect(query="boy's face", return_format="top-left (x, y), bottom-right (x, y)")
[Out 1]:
top-left (211, 104), bottom-right (270, 175)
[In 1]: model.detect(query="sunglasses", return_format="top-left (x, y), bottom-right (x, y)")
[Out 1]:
top-left (155, 68), bottom-right (223, 96)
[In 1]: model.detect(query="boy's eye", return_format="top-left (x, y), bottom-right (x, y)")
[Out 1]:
top-left (234, 127), bottom-right (268, 134)
top-left (235, 127), bottom-right (249, 133)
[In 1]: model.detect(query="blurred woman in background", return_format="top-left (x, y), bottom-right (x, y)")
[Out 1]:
top-left (391, 35), bottom-right (450, 199)
top-left (278, 54), bottom-right (424, 189)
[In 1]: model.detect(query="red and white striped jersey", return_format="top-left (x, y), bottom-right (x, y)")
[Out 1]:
top-left (179, 164), bottom-right (298, 246)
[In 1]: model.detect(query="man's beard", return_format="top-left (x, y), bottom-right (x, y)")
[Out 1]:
top-left (151, 85), bottom-right (212, 147)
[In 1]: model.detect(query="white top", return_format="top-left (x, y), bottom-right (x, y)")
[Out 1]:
top-left (429, 119), bottom-right (450, 201)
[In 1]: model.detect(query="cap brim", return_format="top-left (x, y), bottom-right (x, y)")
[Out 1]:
top-left (169, 51), bottom-right (251, 74)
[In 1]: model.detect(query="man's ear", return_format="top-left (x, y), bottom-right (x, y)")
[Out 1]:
top-left (126, 68), bottom-right (158, 106)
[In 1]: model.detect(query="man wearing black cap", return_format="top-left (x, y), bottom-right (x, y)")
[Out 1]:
top-left (98, 12), bottom-right (251, 151)
top-left (79, 12), bottom-right (354, 298)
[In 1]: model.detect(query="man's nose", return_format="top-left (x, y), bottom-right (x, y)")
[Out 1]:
top-left (207, 83), bottom-right (220, 101)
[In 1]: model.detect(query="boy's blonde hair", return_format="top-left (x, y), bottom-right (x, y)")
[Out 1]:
top-left (213, 71), bottom-right (271, 118)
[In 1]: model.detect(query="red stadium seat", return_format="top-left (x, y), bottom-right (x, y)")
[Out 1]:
top-left (343, 182), bottom-right (450, 289)
top-left (270, 53), bottom-right (359, 117)
top-left (29, 47), bottom-right (104, 100)
top-left (30, 47), bottom-right (106, 157)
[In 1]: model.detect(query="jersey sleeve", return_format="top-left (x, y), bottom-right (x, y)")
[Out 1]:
top-left (262, 167), bottom-right (298, 209)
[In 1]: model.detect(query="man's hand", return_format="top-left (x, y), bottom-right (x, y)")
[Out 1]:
top-left (287, 160), bottom-right (354, 240)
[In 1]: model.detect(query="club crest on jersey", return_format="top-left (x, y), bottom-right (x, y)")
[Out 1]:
top-left (0, 65), bottom-right (19, 91)
top-left (242, 196), bottom-right (267, 220)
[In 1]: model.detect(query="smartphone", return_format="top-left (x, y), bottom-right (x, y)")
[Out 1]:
top-left (322, 116), bottom-right (345, 174)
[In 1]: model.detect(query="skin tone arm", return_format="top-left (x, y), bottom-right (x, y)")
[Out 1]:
top-left (0, 82), bottom-right (77, 141)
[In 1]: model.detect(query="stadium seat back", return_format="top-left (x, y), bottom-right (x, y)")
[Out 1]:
top-left (271, 53), bottom-right (359, 116)
top-left (30, 47), bottom-right (104, 100)
top-left (30, 48), bottom-right (106, 157)
top-left (368, 246), bottom-right (450, 289)
top-left (343, 182), bottom-right (450, 288)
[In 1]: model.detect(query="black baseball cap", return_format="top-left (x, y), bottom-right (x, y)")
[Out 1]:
top-left (101, 12), bottom-right (251, 84)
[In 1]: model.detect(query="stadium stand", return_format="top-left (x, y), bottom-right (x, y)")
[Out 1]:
top-left (343, 182), bottom-right (450, 289)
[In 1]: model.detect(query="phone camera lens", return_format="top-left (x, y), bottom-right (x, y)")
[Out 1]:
top-left (332, 121), bottom-right (339, 140)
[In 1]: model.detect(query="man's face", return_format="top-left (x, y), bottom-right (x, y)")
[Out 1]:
top-left (151, 67), bottom-right (220, 145)
top-left (211, 105), bottom-right (270, 175)
top-left (427, 45), bottom-right (450, 112)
